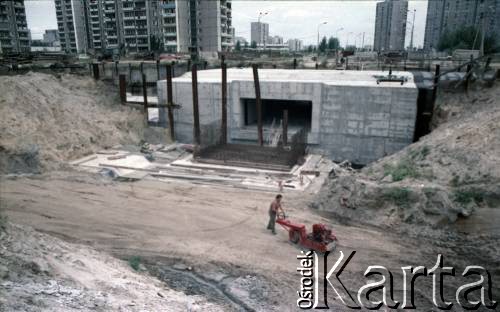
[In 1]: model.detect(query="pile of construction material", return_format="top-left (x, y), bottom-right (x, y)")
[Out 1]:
top-left (72, 143), bottom-right (333, 192)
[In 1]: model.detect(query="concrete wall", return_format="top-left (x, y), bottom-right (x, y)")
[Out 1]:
top-left (157, 69), bottom-right (418, 165)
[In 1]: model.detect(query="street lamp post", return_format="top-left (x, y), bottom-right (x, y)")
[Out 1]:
top-left (317, 21), bottom-right (327, 62)
top-left (257, 12), bottom-right (268, 49)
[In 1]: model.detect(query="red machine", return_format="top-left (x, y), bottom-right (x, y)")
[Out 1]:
top-left (276, 213), bottom-right (337, 253)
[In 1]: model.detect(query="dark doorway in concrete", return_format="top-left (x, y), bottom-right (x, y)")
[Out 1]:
top-left (242, 98), bottom-right (312, 129)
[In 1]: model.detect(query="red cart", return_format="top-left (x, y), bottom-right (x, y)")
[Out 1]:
top-left (276, 213), bottom-right (337, 253)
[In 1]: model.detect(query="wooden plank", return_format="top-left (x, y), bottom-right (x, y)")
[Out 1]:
top-left (192, 64), bottom-right (201, 145)
top-left (252, 64), bottom-right (263, 146)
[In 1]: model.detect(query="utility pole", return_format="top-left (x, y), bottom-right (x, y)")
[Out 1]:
top-left (317, 21), bottom-right (327, 62)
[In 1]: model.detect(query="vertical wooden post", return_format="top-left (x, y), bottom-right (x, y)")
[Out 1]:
top-left (142, 74), bottom-right (148, 115)
top-left (221, 61), bottom-right (228, 144)
top-left (293, 58), bottom-right (297, 69)
top-left (315, 63), bottom-right (318, 70)
top-left (191, 64), bottom-right (201, 145)
top-left (156, 59), bottom-right (161, 80)
top-left (119, 75), bottom-right (127, 105)
top-left (283, 110), bottom-right (288, 146)
top-left (92, 63), bottom-right (100, 80)
top-left (252, 64), bottom-right (263, 146)
top-left (431, 64), bottom-right (440, 105)
top-left (166, 64), bottom-right (175, 141)
top-left (114, 61), bottom-right (119, 79)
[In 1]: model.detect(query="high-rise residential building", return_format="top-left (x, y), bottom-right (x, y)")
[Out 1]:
top-left (85, 0), bottom-right (163, 54)
top-left (0, 0), bottom-right (31, 53)
top-left (55, 0), bottom-right (232, 56)
top-left (288, 38), bottom-right (303, 52)
top-left (423, 0), bottom-right (500, 51)
top-left (55, 0), bottom-right (89, 54)
top-left (250, 22), bottom-right (269, 46)
top-left (373, 0), bottom-right (408, 52)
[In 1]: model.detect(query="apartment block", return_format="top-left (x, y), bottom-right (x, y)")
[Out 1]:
top-left (250, 22), bottom-right (269, 46)
top-left (373, 0), bottom-right (408, 52)
top-left (55, 0), bottom-right (89, 54)
top-left (288, 38), bottom-right (303, 52)
top-left (423, 0), bottom-right (500, 50)
top-left (0, 0), bottom-right (30, 53)
top-left (54, 0), bottom-right (232, 56)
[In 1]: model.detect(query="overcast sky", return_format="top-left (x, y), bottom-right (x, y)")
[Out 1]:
top-left (25, 0), bottom-right (428, 48)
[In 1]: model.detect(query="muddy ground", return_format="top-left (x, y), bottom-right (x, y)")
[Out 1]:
top-left (2, 170), bottom-right (499, 311)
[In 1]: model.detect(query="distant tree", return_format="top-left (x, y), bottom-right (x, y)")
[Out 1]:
top-left (244, 41), bottom-right (249, 48)
top-left (307, 45), bottom-right (313, 53)
top-left (235, 40), bottom-right (241, 51)
top-left (250, 40), bottom-right (257, 49)
top-left (319, 36), bottom-right (327, 53)
top-left (327, 37), bottom-right (340, 50)
top-left (438, 26), bottom-right (499, 54)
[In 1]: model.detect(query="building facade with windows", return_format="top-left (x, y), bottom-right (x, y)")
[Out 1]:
top-left (423, 0), bottom-right (500, 51)
top-left (0, 0), bottom-right (31, 53)
top-left (373, 0), bottom-right (408, 52)
top-left (55, 0), bottom-right (233, 56)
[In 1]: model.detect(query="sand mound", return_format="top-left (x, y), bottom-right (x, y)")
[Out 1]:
top-left (0, 72), bottom-right (144, 174)
top-left (0, 223), bottom-right (223, 311)
top-left (314, 83), bottom-right (500, 226)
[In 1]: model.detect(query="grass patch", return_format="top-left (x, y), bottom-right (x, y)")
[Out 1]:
top-left (383, 158), bottom-right (420, 182)
top-left (128, 256), bottom-right (141, 271)
top-left (409, 145), bottom-right (430, 161)
top-left (383, 187), bottom-right (411, 207)
top-left (453, 190), bottom-right (485, 205)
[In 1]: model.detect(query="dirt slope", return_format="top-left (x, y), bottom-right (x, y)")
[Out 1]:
top-left (314, 83), bottom-right (500, 226)
top-left (0, 72), bottom-right (144, 174)
top-left (0, 223), bottom-right (225, 311)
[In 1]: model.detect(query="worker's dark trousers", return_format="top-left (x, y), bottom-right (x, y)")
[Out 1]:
top-left (267, 210), bottom-right (276, 233)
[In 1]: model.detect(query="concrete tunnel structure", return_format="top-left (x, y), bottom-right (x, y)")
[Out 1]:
top-left (157, 68), bottom-right (419, 165)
